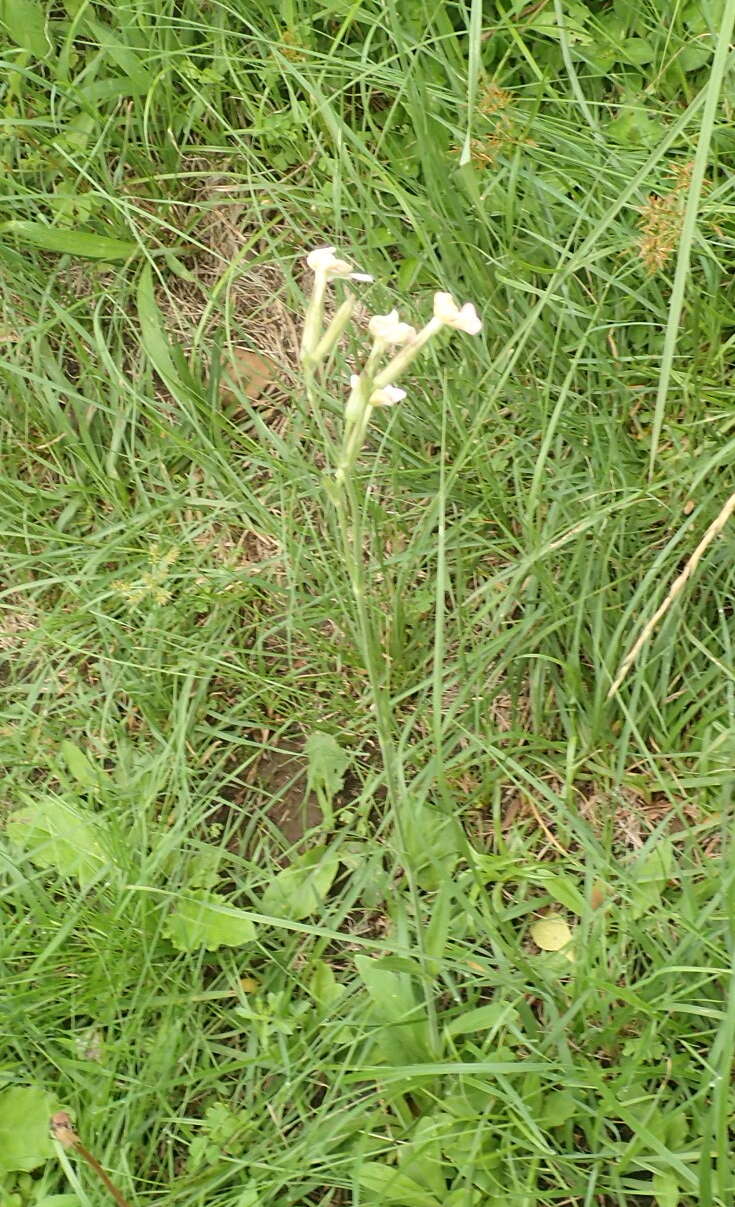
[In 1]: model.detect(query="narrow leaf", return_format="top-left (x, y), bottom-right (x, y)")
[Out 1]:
top-left (59, 740), bottom-right (104, 790)
top-left (0, 221), bottom-right (135, 260)
top-left (446, 1002), bottom-right (518, 1039)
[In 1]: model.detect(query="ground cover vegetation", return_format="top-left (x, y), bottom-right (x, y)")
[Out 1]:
top-left (3, 1), bottom-right (735, 1205)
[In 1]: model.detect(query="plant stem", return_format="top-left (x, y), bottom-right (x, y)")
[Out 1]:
top-left (51, 1113), bottom-right (134, 1207)
top-left (328, 444), bottom-right (440, 1055)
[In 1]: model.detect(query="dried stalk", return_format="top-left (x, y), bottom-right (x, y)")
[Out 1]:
top-left (51, 1113), bottom-right (134, 1207)
top-left (608, 490), bottom-right (735, 697)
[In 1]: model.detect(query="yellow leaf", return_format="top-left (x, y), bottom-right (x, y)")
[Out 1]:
top-left (531, 914), bottom-right (573, 951)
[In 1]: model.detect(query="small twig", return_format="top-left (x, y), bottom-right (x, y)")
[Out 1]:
top-left (50, 1113), bottom-right (134, 1207)
top-left (608, 490), bottom-right (735, 697)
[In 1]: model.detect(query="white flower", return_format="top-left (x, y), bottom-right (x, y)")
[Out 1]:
top-left (369, 385), bottom-right (406, 407)
top-left (306, 246), bottom-right (373, 282)
top-left (368, 310), bottom-right (416, 345)
top-left (432, 291), bottom-right (482, 335)
top-left (301, 249), bottom-right (371, 364)
top-left (307, 246), bottom-right (351, 274)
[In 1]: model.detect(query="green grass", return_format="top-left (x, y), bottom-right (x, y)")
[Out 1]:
top-left (2, 1), bottom-right (735, 1205)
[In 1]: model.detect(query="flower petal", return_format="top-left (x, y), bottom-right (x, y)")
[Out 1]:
top-left (307, 246), bottom-right (338, 270)
top-left (433, 290), bottom-right (482, 334)
top-left (369, 385), bottom-right (406, 407)
top-left (306, 246), bottom-right (371, 281)
top-left (433, 291), bottom-right (460, 324)
top-left (368, 310), bottom-right (416, 344)
top-left (454, 302), bottom-right (482, 335)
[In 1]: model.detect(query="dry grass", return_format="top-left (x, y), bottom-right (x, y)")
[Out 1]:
top-left (152, 165), bottom-right (302, 392)
top-left (0, 591), bottom-right (41, 654)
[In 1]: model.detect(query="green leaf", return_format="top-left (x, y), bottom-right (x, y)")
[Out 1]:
top-left (355, 955), bottom-right (417, 1026)
top-left (583, 41), bottom-right (616, 74)
top-left (399, 1116), bottom-right (446, 1199)
top-left (305, 731), bottom-right (348, 805)
top-left (358, 1161), bottom-right (441, 1207)
top-left (7, 797), bottom-right (112, 886)
top-left (59, 740), bottom-right (104, 790)
top-left (542, 1089), bottom-right (577, 1128)
top-left (444, 1193), bottom-right (482, 1207)
top-left (34, 1197), bottom-right (81, 1207)
top-left (0, 221), bottom-right (135, 260)
top-left (597, 10), bottom-right (627, 41)
top-left (261, 846), bottom-right (340, 920)
top-left (137, 264), bottom-right (192, 400)
top-left (527, 1), bottom-right (592, 43)
top-left (629, 837), bottom-right (674, 918)
top-left (80, 16), bottom-right (151, 86)
top-left (621, 36), bottom-right (655, 65)
top-left (0, 1087), bottom-right (56, 1174)
top-left (679, 43), bottom-right (712, 72)
top-left (684, 0), bottom-right (726, 32)
top-left (424, 881), bottom-right (452, 972)
top-left (202, 1101), bottom-right (247, 1147)
top-left (164, 891), bottom-right (256, 952)
top-left (233, 1189), bottom-right (258, 1207)
top-left (161, 249), bottom-right (197, 283)
top-left (185, 846), bottom-right (223, 890)
top-left (606, 108), bottom-right (660, 147)
top-left (445, 1001), bottom-right (518, 1039)
top-left (533, 870), bottom-right (586, 915)
top-left (652, 1171), bottom-right (680, 1207)
top-left (308, 959), bottom-right (343, 1007)
top-left (400, 800), bottom-right (463, 890)
top-left (356, 850), bottom-right (391, 908)
top-left (355, 954), bottom-right (431, 1064)
top-left (666, 1111), bottom-right (689, 1148)
top-left (0, 0), bottom-right (49, 57)
top-left (613, 0), bottom-right (643, 27)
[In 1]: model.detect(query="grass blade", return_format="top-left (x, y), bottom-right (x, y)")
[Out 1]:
top-left (648, 0), bottom-right (735, 478)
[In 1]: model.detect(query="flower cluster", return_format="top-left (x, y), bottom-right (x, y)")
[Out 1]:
top-left (299, 245), bottom-right (482, 481)
top-left (637, 162), bottom-right (695, 276)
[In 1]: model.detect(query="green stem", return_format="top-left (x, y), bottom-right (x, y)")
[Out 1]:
top-left (303, 374), bottom-right (440, 1055)
top-left (336, 475), bottom-right (440, 1055)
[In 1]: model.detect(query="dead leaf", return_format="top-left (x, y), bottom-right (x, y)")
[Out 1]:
top-left (589, 882), bottom-right (606, 910)
top-left (220, 348), bottom-right (279, 403)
